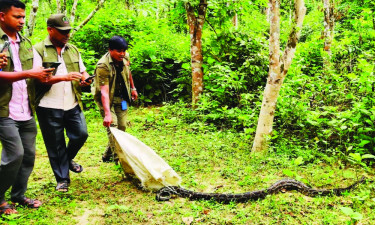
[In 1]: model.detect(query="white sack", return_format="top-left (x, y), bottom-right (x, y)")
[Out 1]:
top-left (110, 127), bottom-right (181, 190)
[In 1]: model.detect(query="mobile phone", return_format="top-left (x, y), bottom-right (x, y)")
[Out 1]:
top-left (42, 62), bottom-right (61, 69)
top-left (0, 41), bottom-right (10, 53)
top-left (42, 62), bottom-right (61, 75)
top-left (85, 75), bottom-right (96, 82)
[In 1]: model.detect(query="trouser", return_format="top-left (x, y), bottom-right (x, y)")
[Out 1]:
top-left (0, 117), bottom-right (37, 202)
top-left (101, 98), bottom-right (128, 158)
top-left (36, 105), bottom-right (88, 183)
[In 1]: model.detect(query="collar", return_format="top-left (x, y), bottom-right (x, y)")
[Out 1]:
top-left (8, 33), bottom-right (20, 44)
top-left (45, 36), bottom-right (69, 50)
top-left (106, 51), bottom-right (126, 66)
top-left (0, 27), bottom-right (24, 42)
top-left (106, 52), bottom-right (114, 64)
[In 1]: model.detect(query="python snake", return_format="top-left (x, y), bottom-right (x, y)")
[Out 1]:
top-left (156, 177), bottom-right (366, 203)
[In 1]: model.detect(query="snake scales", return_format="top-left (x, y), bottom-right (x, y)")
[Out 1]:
top-left (156, 177), bottom-right (366, 203)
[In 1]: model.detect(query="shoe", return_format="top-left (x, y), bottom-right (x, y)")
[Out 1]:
top-left (0, 201), bottom-right (17, 215)
top-left (56, 181), bottom-right (69, 192)
top-left (69, 160), bottom-right (83, 173)
top-left (11, 197), bottom-right (42, 209)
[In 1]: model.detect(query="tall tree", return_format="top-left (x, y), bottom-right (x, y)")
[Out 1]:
top-left (186, 0), bottom-right (208, 106)
top-left (70, 0), bottom-right (78, 24)
top-left (232, 13), bottom-right (238, 28)
top-left (25, 0), bottom-right (39, 37)
top-left (70, 0), bottom-right (106, 37)
top-left (56, 0), bottom-right (62, 13)
top-left (125, 0), bottom-right (131, 10)
top-left (62, 0), bottom-right (67, 13)
top-left (252, 0), bottom-right (306, 153)
top-left (323, 0), bottom-right (335, 54)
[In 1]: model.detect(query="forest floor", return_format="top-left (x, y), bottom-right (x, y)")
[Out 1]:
top-left (0, 107), bottom-right (374, 225)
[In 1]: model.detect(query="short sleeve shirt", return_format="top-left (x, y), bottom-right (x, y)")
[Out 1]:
top-left (96, 64), bottom-right (110, 86)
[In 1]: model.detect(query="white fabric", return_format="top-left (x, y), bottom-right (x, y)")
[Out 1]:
top-left (110, 127), bottom-right (181, 190)
top-left (33, 47), bottom-right (86, 110)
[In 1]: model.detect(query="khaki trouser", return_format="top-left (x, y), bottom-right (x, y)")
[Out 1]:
top-left (101, 97), bottom-right (128, 158)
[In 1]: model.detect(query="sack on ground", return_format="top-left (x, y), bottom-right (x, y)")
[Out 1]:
top-left (110, 127), bottom-right (181, 190)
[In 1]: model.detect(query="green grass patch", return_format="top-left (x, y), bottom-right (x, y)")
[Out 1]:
top-left (0, 107), bottom-right (374, 224)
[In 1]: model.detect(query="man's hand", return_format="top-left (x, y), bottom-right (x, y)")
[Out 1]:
top-left (28, 67), bottom-right (55, 82)
top-left (80, 73), bottom-right (92, 86)
top-left (0, 53), bottom-right (7, 69)
top-left (65, 72), bottom-right (82, 81)
top-left (103, 114), bottom-right (112, 127)
top-left (131, 89), bottom-right (138, 101)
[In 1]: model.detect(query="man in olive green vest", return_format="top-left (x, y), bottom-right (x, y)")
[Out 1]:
top-left (0, 0), bottom-right (54, 215)
top-left (33, 14), bottom-right (91, 192)
top-left (94, 36), bottom-right (138, 162)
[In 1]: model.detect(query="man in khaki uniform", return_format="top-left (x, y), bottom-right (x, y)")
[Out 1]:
top-left (33, 14), bottom-right (91, 192)
top-left (94, 36), bottom-right (138, 162)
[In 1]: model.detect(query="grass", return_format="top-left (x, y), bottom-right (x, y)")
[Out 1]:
top-left (1, 106), bottom-right (374, 224)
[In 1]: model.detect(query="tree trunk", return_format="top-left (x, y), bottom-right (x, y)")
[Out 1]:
top-left (232, 13), bottom-right (238, 29)
top-left (323, 0), bottom-right (335, 54)
top-left (186, 0), bottom-right (207, 107)
top-left (70, 0), bottom-right (78, 24)
top-left (266, 1), bottom-right (271, 22)
top-left (252, 0), bottom-right (306, 153)
top-left (62, 0), bottom-right (67, 14)
top-left (227, 1), bottom-right (238, 29)
top-left (56, 0), bottom-right (61, 13)
top-left (25, 0), bottom-right (39, 37)
top-left (125, 0), bottom-right (130, 10)
top-left (70, 0), bottom-right (106, 37)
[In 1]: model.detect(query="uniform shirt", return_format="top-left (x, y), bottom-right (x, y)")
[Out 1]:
top-left (33, 47), bottom-right (86, 111)
top-left (8, 34), bottom-right (32, 121)
top-left (95, 52), bottom-right (131, 104)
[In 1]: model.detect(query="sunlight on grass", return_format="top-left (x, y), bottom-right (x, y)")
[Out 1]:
top-left (0, 108), bottom-right (374, 224)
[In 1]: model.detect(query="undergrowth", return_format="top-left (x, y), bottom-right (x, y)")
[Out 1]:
top-left (2, 107), bottom-right (371, 224)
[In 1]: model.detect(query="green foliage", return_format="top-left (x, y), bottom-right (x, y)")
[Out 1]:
top-left (2, 106), bottom-right (374, 224)
top-left (21, 0), bottom-right (375, 161)
top-left (340, 207), bottom-right (363, 223)
top-left (5, 1), bottom-right (374, 224)
top-left (81, 92), bottom-right (98, 111)
top-left (71, 3), bottom-right (191, 104)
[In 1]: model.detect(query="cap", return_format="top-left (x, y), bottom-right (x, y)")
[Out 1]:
top-left (47, 14), bottom-right (72, 30)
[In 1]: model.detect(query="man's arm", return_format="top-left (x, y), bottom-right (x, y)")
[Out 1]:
top-left (42, 72), bottom-right (82, 84)
top-left (129, 70), bottom-right (138, 101)
top-left (126, 56), bottom-right (137, 101)
top-left (80, 71), bottom-right (91, 86)
top-left (100, 85), bottom-right (112, 127)
top-left (0, 68), bottom-right (54, 83)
